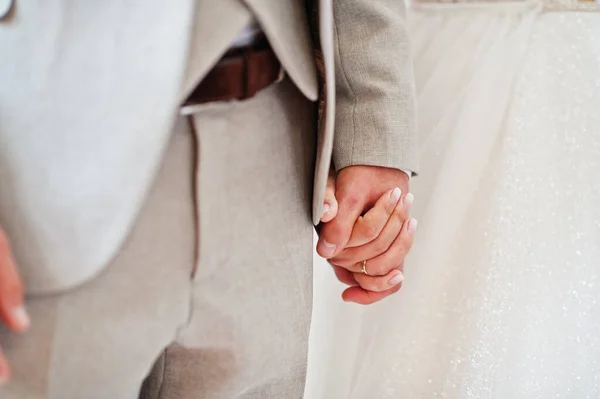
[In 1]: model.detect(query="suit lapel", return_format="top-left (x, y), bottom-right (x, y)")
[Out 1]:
top-left (181, 0), bottom-right (253, 101)
top-left (234, 0), bottom-right (335, 225)
top-left (242, 0), bottom-right (318, 101)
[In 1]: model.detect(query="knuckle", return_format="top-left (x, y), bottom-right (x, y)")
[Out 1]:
top-left (374, 256), bottom-right (400, 276)
top-left (372, 239), bottom-right (390, 256)
top-left (384, 199), bottom-right (396, 214)
top-left (391, 236), bottom-right (410, 257)
top-left (395, 241), bottom-right (409, 260)
top-left (361, 222), bottom-right (379, 240)
top-left (392, 208), bottom-right (406, 224)
top-left (343, 195), bottom-right (361, 211)
top-left (389, 214), bottom-right (402, 228)
top-left (370, 262), bottom-right (389, 277)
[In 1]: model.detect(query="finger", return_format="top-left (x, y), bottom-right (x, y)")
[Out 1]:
top-left (331, 193), bottom-right (414, 270)
top-left (342, 283), bottom-right (402, 305)
top-left (0, 347), bottom-right (10, 385)
top-left (337, 217), bottom-right (418, 276)
top-left (353, 267), bottom-right (404, 292)
top-left (331, 264), bottom-right (359, 287)
top-left (0, 229), bottom-right (30, 332)
top-left (320, 172), bottom-right (339, 223)
top-left (345, 187), bottom-right (402, 248)
top-left (317, 187), bottom-right (367, 259)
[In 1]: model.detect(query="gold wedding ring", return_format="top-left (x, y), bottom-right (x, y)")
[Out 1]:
top-left (361, 260), bottom-right (369, 275)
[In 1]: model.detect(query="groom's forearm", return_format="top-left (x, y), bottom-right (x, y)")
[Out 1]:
top-left (331, 0), bottom-right (418, 176)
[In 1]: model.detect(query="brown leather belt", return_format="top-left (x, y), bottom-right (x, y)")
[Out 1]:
top-left (184, 38), bottom-right (283, 106)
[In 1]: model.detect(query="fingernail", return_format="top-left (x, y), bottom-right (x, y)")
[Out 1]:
top-left (320, 240), bottom-right (337, 258)
top-left (389, 272), bottom-right (404, 286)
top-left (321, 203), bottom-right (330, 218)
top-left (390, 187), bottom-right (402, 204)
top-left (408, 218), bottom-right (418, 235)
top-left (12, 306), bottom-right (30, 330)
top-left (404, 193), bottom-right (414, 211)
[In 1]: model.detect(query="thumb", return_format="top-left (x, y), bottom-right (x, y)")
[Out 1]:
top-left (320, 170), bottom-right (338, 223)
top-left (317, 189), bottom-right (366, 259)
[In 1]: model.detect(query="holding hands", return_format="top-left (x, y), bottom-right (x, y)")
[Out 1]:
top-left (317, 166), bottom-right (417, 304)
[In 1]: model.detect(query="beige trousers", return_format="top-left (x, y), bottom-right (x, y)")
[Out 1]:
top-left (0, 79), bottom-right (316, 399)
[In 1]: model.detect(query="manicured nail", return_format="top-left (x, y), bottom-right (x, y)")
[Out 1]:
top-left (408, 218), bottom-right (418, 235)
top-left (320, 240), bottom-right (337, 258)
top-left (390, 187), bottom-right (402, 204)
top-left (12, 306), bottom-right (30, 331)
top-left (404, 193), bottom-right (414, 211)
top-left (389, 272), bottom-right (404, 286)
top-left (321, 203), bottom-right (330, 219)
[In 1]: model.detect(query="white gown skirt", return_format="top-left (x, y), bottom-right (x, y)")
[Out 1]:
top-left (305, 2), bottom-right (600, 398)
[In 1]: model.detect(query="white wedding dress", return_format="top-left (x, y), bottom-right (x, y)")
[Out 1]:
top-left (305, 0), bottom-right (600, 398)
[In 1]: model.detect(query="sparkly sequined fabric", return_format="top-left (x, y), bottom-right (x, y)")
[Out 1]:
top-left (306, 2), bottom-right (600, 398)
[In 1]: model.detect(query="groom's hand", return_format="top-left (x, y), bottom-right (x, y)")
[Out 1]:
top-left (317, 165), bottom-right (414, 304)
top-left (317, 165), bottom-right (409, 257)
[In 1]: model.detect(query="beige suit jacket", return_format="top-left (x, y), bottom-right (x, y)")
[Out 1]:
top-left (0, 0), bottom-right (416, 294)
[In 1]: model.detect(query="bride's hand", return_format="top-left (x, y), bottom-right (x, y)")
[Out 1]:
top-left (317, 169), bottom-right (417, 304)
top-left (332, 189), bottom-right (416, 304)
top-left (0, 227), bottom-right (30, 384)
